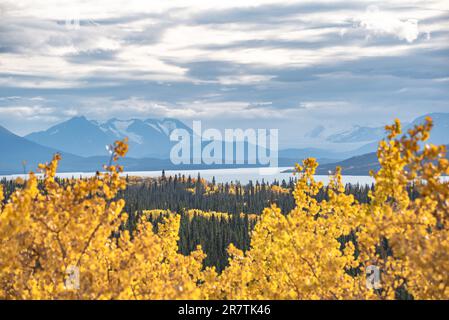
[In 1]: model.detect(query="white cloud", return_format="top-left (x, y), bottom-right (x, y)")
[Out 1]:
top-left (0, 0), bottom-right (448, 137)
top-left (1, 0), bottom-right (447, 89)
top-left (355, 5), bottom-right (420, 43)
top-left (300, 101), bottom-right (350, 110)
top-left (217, 75), bottom-right (274, 85)
top-left (0, 105), bottom-right (55, 117)
top-left (42, 96), bottom-right (304, 123)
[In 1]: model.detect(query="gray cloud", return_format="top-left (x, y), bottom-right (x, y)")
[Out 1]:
top-left (191, 2), bottom-right (365, 25)
top-left (0, 0), bottom-right (448, 147)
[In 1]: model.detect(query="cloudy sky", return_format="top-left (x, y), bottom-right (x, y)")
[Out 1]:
top-left (0, 0), bottom-right (448, 147)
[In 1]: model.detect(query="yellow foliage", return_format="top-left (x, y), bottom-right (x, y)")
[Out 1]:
top-left (185, 209), bottom-right (258, 222)
top-left (271, 185), bottom-right (290, 194)
top-left (0, 140), bottom-right (207, 299)
top-left (141, 209), bottom-right (258, 223)
top-left (1, 117), bottom-right (449, 300)
top-left (211, 117), bottom-right (449, 300)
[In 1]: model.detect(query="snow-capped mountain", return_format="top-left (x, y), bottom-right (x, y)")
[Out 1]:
top-left (21, 112), bottom-right (449, 167)
top-left (335, 113), bottom-right (449, 155)
top-left (25, 116), bottom-right (192, 158)
top-left (326, 113), bottom-right (449, 146)
top-left (326, 125), bottom-right (386, 143)
top-left (304, 125), bottom-right (325, 139)
top-left (406, 113), bottom-right (449, 146)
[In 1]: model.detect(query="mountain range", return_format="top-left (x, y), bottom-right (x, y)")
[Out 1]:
top-left (1, 112), bottom-right (449, 175)
top-left (25, 116), bottom-right (191, 158)
top-left (326, 125), bottom-right (386, 143)
top-left (316, 113), bottom-right (449, 146)
top-left (0, 125), bottom-right (281, 175)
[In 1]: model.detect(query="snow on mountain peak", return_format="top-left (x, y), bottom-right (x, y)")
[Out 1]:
top-left (99, 119), bottom-right (143, 144)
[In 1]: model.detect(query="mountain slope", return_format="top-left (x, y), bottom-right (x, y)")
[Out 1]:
top-left (1, 124), bottom-right (201, 174)
top-left (304, 125), bottom-right (325, 139)
top-left (313, 145), bottom-right (449, 176)
top-left (406, 113), bottom-right (449, 146)
top-left (341, 113), bottom-right (449, 157)
top-left (327, 125), bottom-right (386, 143)
top-left (26, 116), bottom-right (193, 158)
top-left (0, 125), bottom-right (85, 174)
top-left (314, 152), bottom-right (380, 176)
top-left (26, 116), bottom-right (112, 157)
top-left (99, 118), bottom-right (170, 158)
top-left (98, 118), bottom-right (192, 158)
top-left (279, 148), bottom-right (344, 161)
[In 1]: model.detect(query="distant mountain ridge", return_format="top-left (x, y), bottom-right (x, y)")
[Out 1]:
top-left (24, 116), bottom-right (342, 165)
top-left (327, 125), bottom-right (386, 143)
top-left (2, 124), bottom-right (298, 175)
top-left (321, 113), bottom-right (449, 146)
top-left (0, 124), bottom-right (84, 174)
top-left (313, 145), bottom-right (449, 176)
top-left (407, 113), bottom-right (449, 146)
top-left (26, 116), bottom-right (191, 158)
top-left (25, 116), bottom-right (112, 158)
top-left (314, 152), bottom-right (380, 176)
top-left (1, 112), bottom-right (449, 175)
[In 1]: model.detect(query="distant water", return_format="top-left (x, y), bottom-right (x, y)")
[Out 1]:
top-left (1, 167), bottom-right (375, 185)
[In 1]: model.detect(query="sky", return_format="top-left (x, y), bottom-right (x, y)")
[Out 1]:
top-left (0, 0), bottom-right (448, 148)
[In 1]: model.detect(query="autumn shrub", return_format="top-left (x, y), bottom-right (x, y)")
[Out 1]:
top-left (1, 117), bottom-right (448, 299)
top-left (0, 140), bottom-right (207, 299)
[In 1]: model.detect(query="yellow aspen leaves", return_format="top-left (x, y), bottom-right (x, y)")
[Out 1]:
top-left (1, 117), bottom-right (449, 300)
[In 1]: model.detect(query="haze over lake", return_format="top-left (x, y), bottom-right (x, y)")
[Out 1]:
top-left (1, 167), bottom-right (376, 185)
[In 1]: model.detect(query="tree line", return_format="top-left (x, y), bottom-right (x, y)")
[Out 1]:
top-left (0, 174), bottom-right (420, 272)
top-left (119, 173), bottom-right (380, 216)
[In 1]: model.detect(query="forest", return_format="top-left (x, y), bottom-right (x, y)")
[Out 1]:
top-left (0, 163), bottom-right (419, 272)
top-left (0, 118), bottom-right (448, 299)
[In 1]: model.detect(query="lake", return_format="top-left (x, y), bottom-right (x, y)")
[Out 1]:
top-left (1, 167), bottom-right (376, 185)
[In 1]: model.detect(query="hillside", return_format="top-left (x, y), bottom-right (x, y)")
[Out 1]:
top-left (0, 125), bottom-right (85, 174)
